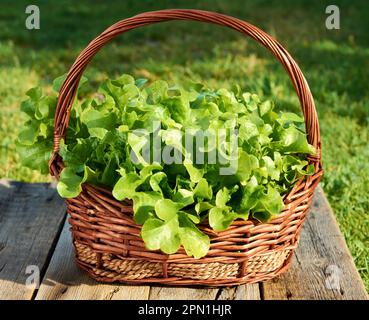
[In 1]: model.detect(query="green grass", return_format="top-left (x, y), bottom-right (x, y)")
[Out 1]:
top-left (0, 0), bottom-right (368, 289)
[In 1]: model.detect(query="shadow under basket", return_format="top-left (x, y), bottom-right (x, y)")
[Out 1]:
top-left (49, 9), bottom-right (323, 287)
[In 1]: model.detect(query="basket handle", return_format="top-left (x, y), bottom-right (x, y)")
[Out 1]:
top-left (49, 9), bottom-right (321, 176)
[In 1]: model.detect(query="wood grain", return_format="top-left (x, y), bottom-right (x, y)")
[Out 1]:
top-left (0, 180), bottom-right (66, 300)
top-left (262, 187), bottom-right (368, 300)
top-left (35, 220), bottom-right (150, 300)
top-left (149, 286), bottom-right (219, 300)
top-left (216, 284), bottom-right (261, 300)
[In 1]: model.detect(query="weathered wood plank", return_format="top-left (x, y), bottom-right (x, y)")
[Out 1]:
top-left (148, 283), bottom-right (261, 300)
top-left (262, 186), bottom-right (368, 300)
top-left (149, 286), bottom-right (219, 300)
top-left (35, 220), bottom-right (150, 300)
top-left (216, 284), bottom-right (261, 300)
top-left (0, 180), bottom-right (66, 300)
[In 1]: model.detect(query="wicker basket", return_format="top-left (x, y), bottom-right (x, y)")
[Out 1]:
top-left (49, 9), bottom-right (323, 286)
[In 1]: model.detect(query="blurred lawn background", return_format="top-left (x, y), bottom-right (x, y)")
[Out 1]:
top-left (0, 0), bottom-right (368, 289)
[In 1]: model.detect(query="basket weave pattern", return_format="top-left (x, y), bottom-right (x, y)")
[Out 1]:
top-left (49, 9), bottom-right (323, 286)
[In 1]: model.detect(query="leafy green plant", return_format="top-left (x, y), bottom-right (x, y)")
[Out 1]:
top-left (17, 74), bottom-right (315, 258)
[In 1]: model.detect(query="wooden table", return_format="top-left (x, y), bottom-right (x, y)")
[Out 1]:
top-left (0, 179), bottom-right (367, 300)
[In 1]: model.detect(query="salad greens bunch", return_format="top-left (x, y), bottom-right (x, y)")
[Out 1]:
top-left (18, 74), bottom-right (315, 258)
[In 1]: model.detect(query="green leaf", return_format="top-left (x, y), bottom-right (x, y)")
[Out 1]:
top-left (52, 74), bottom-right (67, 92)
top-left (18, 120), bottom-right (40, 145)
top-left (164, 95), bottom-right (190, 124)
top-left (259, 100), bottom-right (273, 117)
top-left (195, 201), bottom-right (213, 214)
top-left (172, 189), bottom-right (194, 207)
top-left (239, 176), bottom-right (263, 213)
top-left (236, 151), bottom-right (259, 184)
top-left (183, 162), bottom-right (203, 183)
top-left (135, 78), bottom-right (148, 88)
top-left (149, 172), bottom-right (169, 195)
top-left (183, 210), bottom-right (201, 223)
top-left (57, 166), bottom-right (88, 198)
top-left (238, 118), bottom-right (259, 141)
top-left (139, 163), bottom-right (163, 179)
top-left (178, 213), bottom-right (210, 258)
top-left (252, 186), bottom-right (284, 222)
top-left (122, 110), bottom-right (138, 128)
top-left (81, 108), bottom-right (117, 139)
top-left (155, 199), bottom-right (183, 221)
top-left (18, 140), bottom-right (52, 174)
top-left (112, 172), bottom-right (142, 200)
top-left (35, 97), bottom-right (51, 120)
top-left (215, 187), bottom-right (231, 207)
top-left (277, 112), bottom-right (304, 125)
top-left (132, 192), bottom-right (162, 224)
top-left (146, 80), bottom-right (168, 104)
top-left (261, 156), bottom-right (280, 180)
top-left (119, 83), bottom-right (140, 106)
top-left (193, 178), bottom-right (212, 200)
top-left (277, 126), bottom-right (315, 154)
top-left (112, 74), bottom-right (135, 86)
top-left (59, 138), bottom-right (93, 168)
top-left (160, 129), bottom-right (184, 152)
top-left (243, 92), bottom-right (259, 111)
top-left (127, 131), bottom-right (150, 166)
top-left (20, 99), bottom-right (36, 118)
top-left (209, 207), bottom-right (235, 231)
top-left (141, 217), bottom-right (180, 254)
top-left (26, 87), bottom-right (42, 101)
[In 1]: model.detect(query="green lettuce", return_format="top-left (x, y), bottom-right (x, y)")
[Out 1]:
top-left (18, 74), bottom-right (315, 259)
